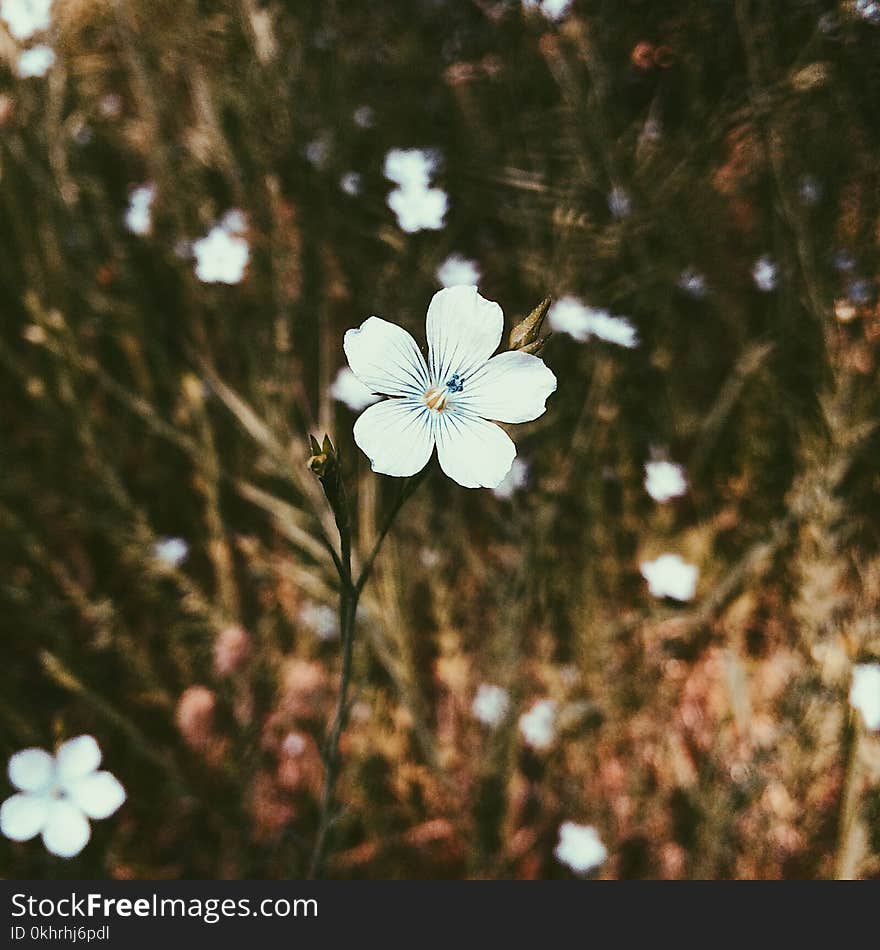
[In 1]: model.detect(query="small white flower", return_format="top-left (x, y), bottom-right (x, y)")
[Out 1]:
top-left (99, 92), bottom-right (123, 119)
top-left (856, 0), bottom-right (880, 24)
top-left (330, 367), bottom-right (380, 412)
top-left (547, 297), bottom-right (598, 341)
top-left (193, 211), bottom-right (249, 284)
top-left (340, 171), bottom-right (361, 196)
top-left (387, 185), bottom-right (447, 233)
top-left (522, 0), bottom-right (573, 20)
top-left (799, 175), bottom-right (822, 206)
top-left (383, 149), bottom-right (437, 191)
top-left (1, 0), bottom-right (52, 41)
top-left (518, 699), bottom-right (556, 749)
top-left (353, 104), bottom-right (374, 128)
top-left (420, 547), bottom-right (442, 569)
top-left (554, 821), bottom-right (607, 874)
top-left (548, 296), bottom-right (638, 348)
top-left (1, 736), bottom-right (125, 858)
top-left (299, 601), bottom-right (338, 642)
top-left (436, 254), bottom-right (481, 288)
top-left (492, 457), bottom-right (529, 500)
top-left (153, 536), bottom-right (188, 567)
top-left (608, 187), bottom-right (631, 219)
top-left (472, 684), bottom-right (511, 727)
top-left (384, 149), bottom-right (447, 232)
top-left (281, 732), bottom-right (308, 757)
top-left (582, 309), bottom-right (638, 348)
top-left (220, 209), bottom-right (247, 233)
top-left (124, 183), bottom-right (156, 236)
top-left (17, 43), bottom-right (54, 77)
top-left (678, 269), bottom-right (707, 297)
top-left (640, 553), bottom-right (699, 602)
top-left (644, 460), bottom-right (688, 503)
top-left (850, 664), bottom-right (880, 730)
top-left (344, 286), bottom-right (557, 489)
top-left (752, 255), bottom-right (778, 292)
top-left (304, 136), bottom-right (330, 168)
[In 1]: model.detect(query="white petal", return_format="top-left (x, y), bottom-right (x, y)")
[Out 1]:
top-left (435, 411), bottom-right (516, 489)
top-left (850, 664), bottom-right (880, 731)
top-left (1, 793), bottom-right (50, 841)
top-left (456, 351), bottom-right (557, 423)
top-left (55, 735), bottom-right (101, 784)
top-left (344, 317), bottom-right (430, 398)
top-left (67, 772), bottom-right (126, 820)
top-left (8, 747), bottom-right (54, 793)
top-left (352, 398), bottom-right (435, 477)
top-left (41, 801), bottom-right (91, 858)
top-left (426, 286), bottom-right (503, 385)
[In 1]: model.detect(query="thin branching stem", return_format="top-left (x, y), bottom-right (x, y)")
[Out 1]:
top-left (308, 466), bottom-right (428, 878)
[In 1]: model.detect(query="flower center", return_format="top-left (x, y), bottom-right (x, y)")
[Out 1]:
top-left (424, 374), bottom-right (464, 412)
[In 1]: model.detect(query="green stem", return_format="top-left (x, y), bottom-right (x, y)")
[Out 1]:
top-left (307, 466), bottom-right (428, 878)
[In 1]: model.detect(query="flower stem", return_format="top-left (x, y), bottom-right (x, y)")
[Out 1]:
top-left (308, 466), bottom-right (428, 878)
top-left (834, 712), bottom-right (864, 880)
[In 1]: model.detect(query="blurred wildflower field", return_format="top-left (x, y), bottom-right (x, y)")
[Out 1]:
top-left (2, 0), bottom-right (880, 879)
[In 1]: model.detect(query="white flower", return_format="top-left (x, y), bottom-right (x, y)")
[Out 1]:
top-left (17, 43), bottom-right (54, 77)
top-left (353, 104), bottom-right (374, 128)
top-left (299, 601), bottom-right (338, 642)
top-left (492, 457), bottom-right (529, 500)
top-left (384, 149), bottom-right (447, 233)
top-left (436, 254), bottom-right (481, 288)
top-left (518, 699), bottom-right (556, 749)
top-left (678, 269), bottom-right (707, 297)
top-left (547, 297), bottom-right (597, 341)
top-left (281, 732), bottom-right (307, 757)
top-left (330, 367), bottom-right (380, 412)
top-left (856, 0), bottom-right (880, 24)
top-left (522, 0), bottom-right (573, 20)
top-left (387, 185), bottom-right (447, 233)
top-left (1, 0), bottom-right (52, 41)
top-left (554, 822), bottom-right (607, 874)
top-left (1, 736), bottom-right (125, 858)
top-left (220, 209), bottom-right (246, 233)
top-left (752, 255), bottom-right (778, 292)
top-left (581, 309), bottom-right (638, 348)
top-left (193, 211), bottom-right (249, 284)
top-left (608, 187), bottom-right (631, 219)
top-left (304, 136), bottom-right (330, 168)
top-left (548, 296), bottom-right (638, 348)
top-left (644, 460), bottom-right (688, 503)
top-left (640, 553), bottom-right (699, 602)
top-left (124, 183), bottom-right (156, 236)
top-left (384, 149), bottom-right (437, 191)
top-left (472, 684), bottom-right (511, 727)
top-left (340, 172), bottom-right (361, 196)
top-left (799, 175), bottom-right (823, 205)
top-left (344, 286), bottom-right (557, 489)
top-left (850, 664), bottom-right (880, 730)
top-left (153, 536), bottom-right (188, 567)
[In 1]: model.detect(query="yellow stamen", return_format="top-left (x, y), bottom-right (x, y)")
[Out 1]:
top-left (424, 387), bottom-right (448, 411)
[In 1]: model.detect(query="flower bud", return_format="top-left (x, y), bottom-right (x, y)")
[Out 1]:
top-left (307, 433), bottom-right (338, 478)
top-left (508, 296), bottom-right (552, 352)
